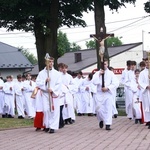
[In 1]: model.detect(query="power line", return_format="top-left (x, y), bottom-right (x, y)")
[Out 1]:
top-left (60, 15), bottom-right (150, 30)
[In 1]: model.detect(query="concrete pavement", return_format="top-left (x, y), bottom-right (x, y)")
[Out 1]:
top-left (0, 116), bottom-right (150, 150)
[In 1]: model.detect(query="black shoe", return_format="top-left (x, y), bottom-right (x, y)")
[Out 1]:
top-left (8, 114), bottom-right (14, 118)
top-left (2, 114), bottom-right (6, 118)
top-left (65, 119), bottom-right (69, 125)
top-left (106, 125), bottom-right (111, 130)
top-left (35, 128), bottom-right (41, 131)
top-left (146, 122), bottom-right (150, 126)
top-left (42, 128), bottom-right (46, 131)
top-left (129, 118), bottom-right (132, 120)
top-left (88, 113), bottom-right (93, 116)
top-left (49, 129), bottom-right (55, 134)
top-left (135, 119), bottom-right (138, 124)
top-left (114, 114), bottom-right (117, 118)
top-left (18, 116), bottom-right (24, 119)
top-left (68, 118), bottom-right (73, 124)
top-left (72, 120), bottom-right (75, 123)
top-left (45, 128), bottom-right (50, 132)
top-left (99, 121), bottom-right (103, 128)
top-left (77, 113), bottom-right (82, 116)
top-left (138, 119), bottom-right (143, 124)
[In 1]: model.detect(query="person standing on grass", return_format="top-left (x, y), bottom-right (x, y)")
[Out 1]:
top-left (23, 73), bottom-right (36, 119)
top-left (14, 74), bottom-right (25, 119)
top-left (0, 77), bottom-right (4, 117)
top-left (3, 76), bottom-right (15, 118)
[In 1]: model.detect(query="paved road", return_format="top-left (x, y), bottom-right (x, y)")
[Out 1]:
top-left (0, 116), bottom-right (150, 150)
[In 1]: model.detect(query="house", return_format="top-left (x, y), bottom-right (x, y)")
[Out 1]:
top-left (0, 41), bottom-right (33, 80)
top-left (58, 42), bottom-right (143, 79)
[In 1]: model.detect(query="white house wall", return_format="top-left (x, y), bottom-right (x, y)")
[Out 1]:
top-left (109, 45), bottom-right (143, 69)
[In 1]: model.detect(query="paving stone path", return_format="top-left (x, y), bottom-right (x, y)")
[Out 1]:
top-left (0, 116), bottom-right (150, 150)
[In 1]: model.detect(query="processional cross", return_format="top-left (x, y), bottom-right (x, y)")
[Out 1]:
top-left (90, 28), bottom-right (114, 87)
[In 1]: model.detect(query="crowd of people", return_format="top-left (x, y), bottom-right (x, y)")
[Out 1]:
top-left (120, 58), bottom-right (150, 129)
top-left (0, 55), bottom-right (150, 133)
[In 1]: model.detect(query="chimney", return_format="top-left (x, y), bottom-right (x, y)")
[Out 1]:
top-left (74, 53), bottom-right (82, 63)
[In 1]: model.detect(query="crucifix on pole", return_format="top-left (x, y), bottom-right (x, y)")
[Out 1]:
top-left (90, 28), bottom-right (114, 87)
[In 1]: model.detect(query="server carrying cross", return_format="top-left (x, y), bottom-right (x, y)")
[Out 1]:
top-left (90, 27), bottom-right (114, 87)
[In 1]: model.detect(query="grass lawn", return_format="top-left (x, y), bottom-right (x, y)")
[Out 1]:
top-left (118, 109), bottom-right (126, 116)
top-left (0, 118), bottom-right (34, 130)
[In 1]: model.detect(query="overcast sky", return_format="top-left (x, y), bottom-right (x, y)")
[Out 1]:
top-left (0, 0), bottom-right (149, 57)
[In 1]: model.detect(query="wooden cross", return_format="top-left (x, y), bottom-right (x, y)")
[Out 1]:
top-left (90, 28), bottom-right (114, 87)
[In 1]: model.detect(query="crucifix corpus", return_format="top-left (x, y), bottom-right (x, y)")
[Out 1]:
top-left (90, 28), bottom-right (114, 87)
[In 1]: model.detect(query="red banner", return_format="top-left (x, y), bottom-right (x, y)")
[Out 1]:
top-left (113, 68), bottom-right (124, 74)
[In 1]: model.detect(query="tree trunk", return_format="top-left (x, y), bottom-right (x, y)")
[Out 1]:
top-left (94, 0), bottom-right (108, 69)
top-left (46, 0), bottom-right (59, 69)
top-left (34, 20), bottom-right (46, 71)
top-left (34, 0), bottom-right (59, 71)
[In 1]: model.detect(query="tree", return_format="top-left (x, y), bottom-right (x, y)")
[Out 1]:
top-left (85, 40), bottom-right (96, 49)
top-left (144, 1), bottom-right (150, 13)
top-left (93, 0), bottom-right (136, 69)
top-left (70, 42), bottom-right (81, 51)
top-left (107, 37), bottom-right (123, 47)
top-left (57, 30), bottom-right (71, 57)
top-left (19, 47), bottom-right (38, 65)
top-left (0, 0), bottom-right (93, 70)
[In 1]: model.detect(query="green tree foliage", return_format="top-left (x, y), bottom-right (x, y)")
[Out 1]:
top-left (57, 30), bottom-right (70, 56)
top-left (85, 40), bottom-right (96, 49)
top-left (107, 37), bottom-right (123, 47)
top-left (70, 42), bottom-right (81, 51)
top-left (19, 47), bottom-right (38, 65)
top-left (57, 30), bottom-right (81, 55)
top-left (144, 1), bottom-right (150, 13)
top-left (0, 0), bottom-right (93, 70)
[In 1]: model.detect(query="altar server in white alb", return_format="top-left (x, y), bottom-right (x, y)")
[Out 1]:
top-left (120, 60), bottom-right (131, 116)
top-left (124, 61), bottom-right (137, 120)
top-left (14, 74), bottom-right (25, 119)
top-left (23, 73), bottom-right (36, 119)
top-left (36, 55), bottom-right (62, 133)
top-left (92, 59), bottom-right (119, 130)
top-left (73, 71), bottom-right (84, 116)
top-left (61, 64), bottom-right (76, 124)
top-left (132, 69), bottom-right (142, 124)
top-left (109, 66), bottom-right (119, 118)
top-left (138, 58), bottom-right (150, 129)
top-left (0, 77), bottom-right (4, 117)
top-left (3, 76), bottom-right (15, 118)
top-left (80, 73), bottom-right (95, 116)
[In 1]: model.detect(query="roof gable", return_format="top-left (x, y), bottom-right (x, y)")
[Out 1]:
top-left (0, 42), bottom-right (33, 69)
top-left (58, 42), bottom-right (142, 72)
